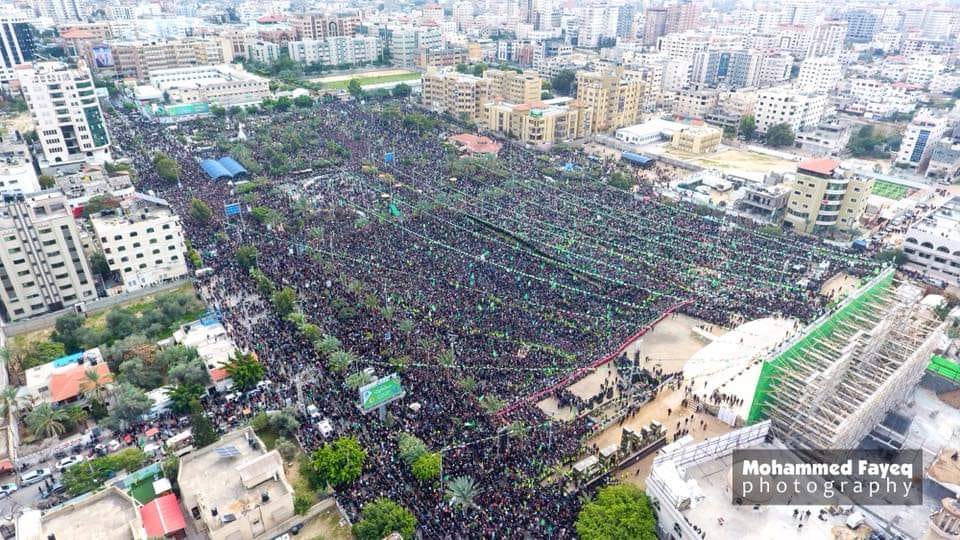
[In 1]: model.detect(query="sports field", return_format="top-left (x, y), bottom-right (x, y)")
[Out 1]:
top-left (872, 179), bottom-right (913, 200)
top-left (315, 71), bottom-right (420, 90)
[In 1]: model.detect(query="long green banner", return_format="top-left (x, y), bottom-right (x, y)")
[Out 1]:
top-left (929, 354), bottom-right (960, 383)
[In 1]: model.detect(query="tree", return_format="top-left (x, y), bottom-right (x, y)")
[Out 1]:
top-left (327, 349), bottom-right (357, 373)
top-left (471, 63), bottom-right (487, 77)
top-left (411, 451), bottom-right (441, 482)
top-left (152, 153), bottom-right (181, 183)
top-left (53, 312), bottom-right (86, 353)
top-left (167, 383), bottom-right (204, 414)
top-left (190, 402), bottom-right (218, 447)
top-left (275, 96), bottom-right (292, 111)
top-left (346, 371), bottom-right (374, 389)
top-left (271, 287), bottom-right (298, 316)
top-left (877, 248), bottom-right (907, 266)
top-left (275, 437), bottom-right (298, 461)
top-left (119, 357), bottom-right (164, 390)
top-left (739, 115), bottom-right (757, 140)
top-left (103, 383), bottom-right (152, 431)
top-left (765, 123), bottom-right (795, 147)
top-left (551, 70), bottom-right (576, 96)
top-left (316, 334), bottom-right (341, 356)
top-left (25, 403), bottom-right (69, 439)
top-left (293, 94), bottom-right (313, 108)
top-left (224, 351), bottom-right (265, 391)
top-left (268, 409), bottom-right (301, 437)
top-left (445, 476), bottom-right (479, 513)
top-left (575, 484), bottom-right (657, 540)
top-left (352, 498), bottom-right (416, 540)
top-left (236, 245), bottom-right (259, 270)
top-left (81, 368), bottom-right (109, 402)
top-left (391, 83), bottom-right (412, 98)
top-left (189, 198), bottom-right (212, 223)
top-left (0, 386), bottom-right (22, 420)
top-left (89, 251), bottom-right (112, 279)
top-left (397, 433), bottom-right (428, 466)
top-left (347, 79), bottom-right (363, 98)
top-left (309, 437), bottom-right (366, 488)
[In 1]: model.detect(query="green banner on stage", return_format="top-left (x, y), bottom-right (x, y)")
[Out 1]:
top-left (359, 374), bottom-right (405, 413)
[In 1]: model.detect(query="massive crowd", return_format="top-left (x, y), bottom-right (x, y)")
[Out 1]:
top-left (105, 98), bottom-right (882, 536)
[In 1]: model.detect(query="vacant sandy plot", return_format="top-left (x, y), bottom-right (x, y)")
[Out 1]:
top-left (666, 148), bottom-right (797, 175)
top-left (820, 272), bottom-right (860, 299)
top-left (310, 68), bottom-right (417, 84)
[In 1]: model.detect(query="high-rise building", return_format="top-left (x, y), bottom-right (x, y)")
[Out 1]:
top-left (616, 5), bottom-right (635, 40)
top-left (484, 99), bottom-right (594, 145)
top-left (845, 9), bottom-right (879, 43)
top-left (643, 7), bottom-right (668, 47)
top-left (756, 52), bottom-right (793, 87)
top-left (0, 13), bottom-right (36, 82)
top-left (109, 38), bottom-right (233, 81)
top-left (383, 26), bottom-right (443, 67)
top-left (292, 12), bottom-right (360, 40)
top-left (784, 159), bottom-right (872, 235)
top-left (575, 67), bottom-right (646, 132)
top-left (483, 68), bottom-right (542, 103)
top-left (693, 49), bottom-right (761, 89)
top-left (897, 110), bottom-right (949, 170)
top-left (577, 5), bottom-right (611, 48)
top-left (288, 36), bottom-right (382, 66)
top-left (16, 60), bottom-right (111, 166)
top-left (807, 20), bottom-right (847, 58)
top-left (32, 0), bottom-right (82, 23)
top-left (796, 56), bottom-right (842, 94)
top-left (754, 86), bottom-right (826, 134)
top-left (421, 69), bottom-right (491, 123)
top-left (0, 191), bottom-right (98, 322)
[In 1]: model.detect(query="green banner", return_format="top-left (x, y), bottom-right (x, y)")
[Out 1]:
top-left (359, 374), bottom-right (404, 412)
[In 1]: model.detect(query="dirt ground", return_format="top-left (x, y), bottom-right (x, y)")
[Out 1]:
top-left (300, 503), bottom-right (353, 540)
top-left (820, 272), bottom-right (860, 300)
top-left (665, 148), bottom-right (797, 175)
top-left (310, 68), bottom-right (416, 84)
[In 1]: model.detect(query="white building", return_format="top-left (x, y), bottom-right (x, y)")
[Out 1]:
top-left (31, 0), bottom-right (82, 23)
top-left (0, 134), bottom-right (40, 195)
top-left (756, 52), bottom-right (793, 87)
top-left (657, 32), bottom-right (710, 61)
top-left (0, 191), bottom-right (98, 322)
top-left (16, 60), bottom-right (111, 167)
top-left (244, 40), bottom-right (281, 64)
top-left (147, 64), bottom-right (270, 107)
top-left (0, 13), bottom-right (35, 82)
top-left (904, 197), bottom-right (960, 282)
top-left (896, 110), bottom-right (949, 170)
top-left (754, 86), bottom-right (826, 133)
top-left (91, 193), bottom-right (188, 291)
top-left (807, 19), bottom-right (847, 58)
top-left (796, 56), bottom-right (841, 94)
top-left (385, 26), bottom-right (443, 67)
top-left (288, 36), bottom-right (382, 66)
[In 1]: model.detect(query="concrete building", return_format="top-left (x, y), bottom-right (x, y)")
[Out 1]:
top-left (0, 13), bottom-right (36, 82)
top-left (796, 56), bottom-right (842, 94)
top-left (31, 0), bottom-right (82, 23)
top-left (244, 40), bottom-right (281, 64)
top-left (783, 158), bottom-right (872, 235)
top-left (575, 67), bottom-right (646, 132)
top-left (807, 19), bottom-right (847, 58)
top-left (672, 89), bottom-right (715, 118)
top-left (383, 26), bottom-right (443, 67)
top-left (670, 124), bottom-right (721, 154)
top-left (795, 122), bottom-right (850, 157)
top-left (484, 98), bottom-right (593, 145)
top-left (0, 134), bottom-right (40, 195)
top-left (421, 69), bottom-right (490, 123)
top-left (926, 141), bottom-right (960, 182)
top-left (756, 52), bottom-right (793, 87)
top-left (16, 486), bottom-right (143, 540)
top-left (483, 68), bottom-right (542, 103)
top-left (147, 64), bottom-right (270, 107)
top-left (16, 60), bottom-right (111, 167)
top-left (178, 427), bottom-right (295, 540)
top-left (292, 12), bottom-right (360, 40)
top-left (642, 7), bottom-right (668, 47)
top-left (288, 36), bottom-right (382, 66)
top-left (109, 38), bottom-right (233, 82)
top-left (741, 182), bottom-right (790, 218)
top-left (418, 47), bottom-right (468, 69)
top-left (0, 190), bottom-right (98, 321)
top-left (22, 347), bottom-right (111, 406)
top-left (845, 9), bottom-right (880, 42)
top-left (657, 31), bottom-right (710, 61)
top-left (754, 86), bottom-right (826, 134)
top-left (91, 193), bottom-right (188, 291)
top-left (896, 110), bottom-right (949, 170)
top-left (904, 197), bottom-right (960, 281)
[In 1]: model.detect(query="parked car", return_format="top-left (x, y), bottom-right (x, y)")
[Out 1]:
top-left (0, 483), bottom-right (18, 498)
top-left (40, 481), bottom-right (66, 499)
top-left (20, 468), bottom-right (52, 486)
top-left (56, 455), bottom-right (85, 472)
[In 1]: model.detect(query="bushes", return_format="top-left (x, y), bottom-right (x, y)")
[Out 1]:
top-left (63, 448), bottom-right (147, 496)
top-left (307, 437), bottom-right (366, 488)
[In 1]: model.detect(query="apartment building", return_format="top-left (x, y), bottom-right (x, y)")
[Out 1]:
top-left (756, 52), bottom-right (793, 87)
top-left (896, 110), bottom-right (949, 170)
top-left (90, 193), bottom-right (188, 291)
top-left (796, 56), bottom-right (842, 94)
top-left (575, 67), bottom-right (646, 132)
top-left (673, 89), bottom-right (716, 118)
top-left (903, 197), bottom-right (960, 281)
top-left (0, 135), bottom-right (40, 195)
top-left (288, 36), bottom-right (382, 66)
top-left (110, 38), bottom-right (232, 81)
top-left (147, 64), bottom-right (270, 107)
top-left (692, 49), bottom-right (761, 89)
top-left (16, 60), bottom-right (111, 167)
top-left (670, 125), bottom-right (722, 154)
top-left (292, 12), bottom-right (360, 40)
top-left (783, 158), bottom-right (872, 235)
top-left (32, 0), bottom-right (82, 23)
top-left (754, 86), bottom-right (826, 133)
top-left (244, 40), bottom-right (281, 64)
top-left (807, 20), bottom-right (847, 58)
top-left (657, 32), bottom-right (710, 61)
top-left (0, 191), bottom-right (97, 322)
top-left (483, 68), bottom-right (542, 103)
top-left (383, 26), bottom-right (443, 67)
top-left (0, 13), bottom-right (36, 82)
top-left (421, 70), bottom-right (490, 123)
top-left (484, 99), bottom-right (593, 145)
top-left (418, 47), bottom-right (468, 69)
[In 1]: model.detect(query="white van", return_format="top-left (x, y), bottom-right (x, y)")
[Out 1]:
top-left (21, 468), bottom-right (52, 486)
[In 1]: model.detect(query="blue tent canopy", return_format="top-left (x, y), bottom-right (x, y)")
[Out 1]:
top-left (622, 152), bottom-right (654, 166)
top-left (218, 156), bottom-right (248, 178)
top-left (200, 159), bottom-right (231, 179)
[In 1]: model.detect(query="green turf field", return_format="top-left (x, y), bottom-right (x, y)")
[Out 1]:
top-left (321, 72), bottom-right (420, 90)
top-left (872, 180), bottom-right (912, 200)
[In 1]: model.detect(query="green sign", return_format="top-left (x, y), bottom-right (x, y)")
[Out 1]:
top-left (153, 102), bottom-right (211, 117)
top-left (359, 374), bottom-right (404, 413)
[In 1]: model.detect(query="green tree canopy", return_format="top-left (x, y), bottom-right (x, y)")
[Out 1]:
top-left (309, 436), bottom-right (366, 488)
top-left (765, 123), bottom-right (796, 147)
top-left (391, 83), bottom-right (412, 98)
top-left (25, 403), bottom-right (69, 439)
top-left (225, 351), bottom-right (265, 391)
top-left (152, 153), bottom-right (181, 183)
top-left (236, 245), bottom-right (259, 270)
top-left (551, 70), bottom-right (576, 96)
top-left (575, 484), bottom-right (657, 540)
top-left (348, 79), bottom-right (363, 98)
top-left (411, 451), bottom-right (441, 482)
top-left (739, 115), bottom-right (756, 140)
top-left (271, 286), bottom-right (298, 316)
top-left (352, 498), bottom-right (417, 540)
top-left (189, 198), bottom-right (213, 223)
top-left (103, 383), bottom-right (152, 431)
top-left (52, 312), bottom-right (86, 353)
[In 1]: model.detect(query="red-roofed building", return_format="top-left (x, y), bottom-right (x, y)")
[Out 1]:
top-left (140, 494), bottom-right (187, 538)
top-left (797, 158), bottom-right (840, 177)
top-left (784, 159), bottom-right (873, 235)
top-left (448, 134), bottom-right (503, 155)
top-left (49, 362), bottom-right (113, 404)
top-left (23, 348), bottom-right (114, 406)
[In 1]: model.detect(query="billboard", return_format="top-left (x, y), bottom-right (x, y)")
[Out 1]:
top-left (359, 374), bottom-right (404, 413)
top-left (92, 45), bottom-right (113, 68)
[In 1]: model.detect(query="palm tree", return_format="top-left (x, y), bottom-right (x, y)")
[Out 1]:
top-left (81, 369), bottom-right (108, 403)
top-left (327, 349), bottom-right (357, 373)
top-left (25, 403), bottom-right (69, 439)
top-left (445, 476), bottom-right (479, 513)
top-left (478, 394), bottom-right (504, 415)
top-left (0, 386), bottom-right (22, 420)
top-left (508, 420), bottom-right (528, 442)
top-left (64, 406), bottom-right (88, 431)
top-left (315, 335), bottom-right (341, 357)
top-left (438, 348), bottom-right (455, 368)
top-left (345, 371), bottom-right (374, 389)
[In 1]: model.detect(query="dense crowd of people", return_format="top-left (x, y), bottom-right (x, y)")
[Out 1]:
top-left (104, 98), bottom-right (882, 536)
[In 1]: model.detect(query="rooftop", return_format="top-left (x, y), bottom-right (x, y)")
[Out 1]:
top-left (33, 486), bottom-right (142, 540)
top-left (908, 196), bottom-right (960, 243)
top-left (797, 158), bottom-right (840, 176)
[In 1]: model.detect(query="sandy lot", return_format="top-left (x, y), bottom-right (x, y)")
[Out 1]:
top-left (310, 68), bottom-right (416, 84)
top-left (666, 148), bottom-right (798, 175)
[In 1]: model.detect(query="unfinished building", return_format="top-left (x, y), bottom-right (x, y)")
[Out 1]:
top-left (748, 268), bottom-right (946, 449)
